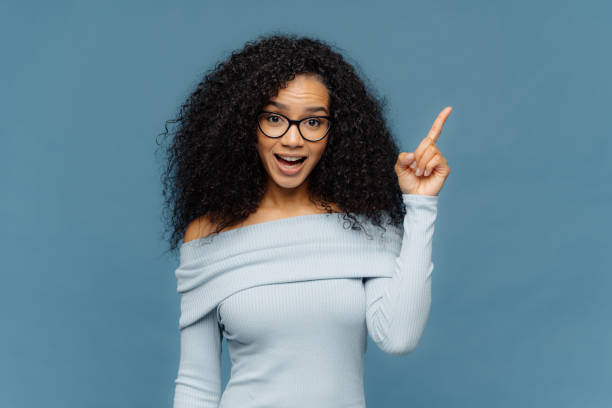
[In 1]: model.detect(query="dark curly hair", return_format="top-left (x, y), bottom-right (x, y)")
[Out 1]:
top-left (156, 32), bottom-right (407, 256)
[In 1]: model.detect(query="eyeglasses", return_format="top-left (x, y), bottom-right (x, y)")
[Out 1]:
top-left (257, 110), bottom-right (332, 142)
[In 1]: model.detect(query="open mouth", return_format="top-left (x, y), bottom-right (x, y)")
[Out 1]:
top-left (274, 154), bottom-right (307, 166)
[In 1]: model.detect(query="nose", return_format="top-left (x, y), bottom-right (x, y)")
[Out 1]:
top-left (281, 122), bottom-right (305, 146)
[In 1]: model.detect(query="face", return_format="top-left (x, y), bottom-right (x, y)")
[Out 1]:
top-left (256, 73), bottom-right (330, 191)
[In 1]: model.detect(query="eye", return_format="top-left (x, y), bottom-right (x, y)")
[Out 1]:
top-left (305, 118), bottom-right (321, 128)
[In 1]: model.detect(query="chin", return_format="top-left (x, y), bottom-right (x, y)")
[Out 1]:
top-left (269, 168), bottom-right (311, 189)
top-left (270, 173), bottom-right (307, 189)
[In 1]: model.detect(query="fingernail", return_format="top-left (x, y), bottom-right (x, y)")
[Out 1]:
top-left (424, 169), bottom-right (430, 176)
top-left (415, 168), bottom-right (422, 176)
top-left (410, 161), bottom-right (417, 169)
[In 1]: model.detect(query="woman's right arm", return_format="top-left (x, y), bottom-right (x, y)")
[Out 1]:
top-left (174, 216), bottom-right (223, 407)
top-left (173, 309), bottom-right (223, 407)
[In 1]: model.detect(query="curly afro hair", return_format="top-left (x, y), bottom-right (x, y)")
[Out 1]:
top-left (157, 32), bottom-right (408, 256)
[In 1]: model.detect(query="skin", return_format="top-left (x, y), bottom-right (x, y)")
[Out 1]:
top-left (256, 73), bottom-right (338, 216)
top-left (394, 106), bottom-right (452, 197)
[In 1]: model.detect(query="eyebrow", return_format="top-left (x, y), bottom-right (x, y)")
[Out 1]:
top-left (266, 101), bottom-right (329, 115)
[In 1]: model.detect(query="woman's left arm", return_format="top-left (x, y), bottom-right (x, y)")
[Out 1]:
top-left (364, 106), bottom-right (451, 355)
top-left (364, 193), bottom-right (438, 355)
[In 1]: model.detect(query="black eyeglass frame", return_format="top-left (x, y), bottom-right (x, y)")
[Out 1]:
top-left (257, 110), bottom-right (332, 142)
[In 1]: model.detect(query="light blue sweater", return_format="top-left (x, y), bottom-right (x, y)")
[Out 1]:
top-left (173, 193), bottom-right (439, 407)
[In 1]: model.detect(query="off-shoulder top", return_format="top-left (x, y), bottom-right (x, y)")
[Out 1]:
top-left (173, 193), bottom-right (439, 408)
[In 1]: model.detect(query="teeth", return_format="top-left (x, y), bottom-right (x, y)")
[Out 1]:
top-left (278, 155), bottom-right (303, 162)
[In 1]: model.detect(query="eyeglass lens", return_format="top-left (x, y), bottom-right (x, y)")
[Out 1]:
top-left (258, 112), bottom-right (329, 141)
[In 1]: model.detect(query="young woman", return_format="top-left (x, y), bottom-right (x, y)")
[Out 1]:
top-left (159, 33), bottom-right (451, 408)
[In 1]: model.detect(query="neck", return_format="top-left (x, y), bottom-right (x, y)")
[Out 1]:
top-left (260, 177), bottom-right (314, 212)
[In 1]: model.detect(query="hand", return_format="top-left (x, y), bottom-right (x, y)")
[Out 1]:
top-left (394, 106), bottom-right (452, 196)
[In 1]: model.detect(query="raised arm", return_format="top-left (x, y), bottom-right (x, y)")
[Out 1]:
top-left (173, 309), bottom-right (223, 407)
top-left (364, 193), bottom-right (439, 355)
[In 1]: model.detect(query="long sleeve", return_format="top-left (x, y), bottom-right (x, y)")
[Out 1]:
top-left (364, 193), bottom-right (439, 355)
top-left (173, 308), bottom-right (223, 408)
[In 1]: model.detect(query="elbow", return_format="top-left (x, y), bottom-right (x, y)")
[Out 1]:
top-left (380, 333), bottom-right (424, 356)
top-left (371, 317), bottom-right (429, 356)
top-left (367, 298), bottom-right (432, 356)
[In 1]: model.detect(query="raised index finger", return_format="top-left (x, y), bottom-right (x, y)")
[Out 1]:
top-left (426, 106), bottom-right (453, 144)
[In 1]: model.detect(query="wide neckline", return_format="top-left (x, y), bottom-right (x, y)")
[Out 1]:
top-left (180, 211), bottom-right (348, 249)
top-left (179, 193), bottom-right (437, 251)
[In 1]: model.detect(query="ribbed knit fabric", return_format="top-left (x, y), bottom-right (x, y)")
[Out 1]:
top-left (173, 193), bottom-right (439, 408)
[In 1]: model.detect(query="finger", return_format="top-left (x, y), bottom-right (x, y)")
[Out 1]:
top-left (395, 152), bottom-right (415, 175)
top-left (413, 106), bottom-right (452, 160)
top-left (413, 135), bottom-right (434, 164)
top-left (426, 106), bottom-right (452, 144)
top-left (414, 145), bottom-right (438, 176)
top-left (423, 153), bottom-right (442, 177)
top-left (397, 152), bottom-right (415, 167)
top-left (410, 144), bottom-right (436, 171)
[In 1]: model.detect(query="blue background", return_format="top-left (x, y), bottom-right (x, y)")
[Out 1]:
top-left (2, 0), bottom-right (610, 407)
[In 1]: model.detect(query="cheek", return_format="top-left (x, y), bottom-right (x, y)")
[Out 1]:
top-left (256, 134), bottom-right (273, 155)
top-left (310, 144), bottom-right (327, 163)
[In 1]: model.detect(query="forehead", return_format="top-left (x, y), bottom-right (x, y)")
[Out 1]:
top-left (267, 74), bottom-right (329, 109)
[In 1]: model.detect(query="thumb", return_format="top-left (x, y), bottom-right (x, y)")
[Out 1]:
top-left (399, 152), bottom-right (414, 165)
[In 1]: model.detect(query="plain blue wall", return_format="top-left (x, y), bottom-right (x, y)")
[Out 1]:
top-left (2, 0), bottom-right (610, 407)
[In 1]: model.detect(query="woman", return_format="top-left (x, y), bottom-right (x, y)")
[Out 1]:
top-left (159, 33), bottom-right (451, 408)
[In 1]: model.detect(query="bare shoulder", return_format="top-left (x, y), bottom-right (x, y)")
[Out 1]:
top-left (183, 202), bottom-right (343, 244)
top-left (183, 215), bottom-right (217, 244)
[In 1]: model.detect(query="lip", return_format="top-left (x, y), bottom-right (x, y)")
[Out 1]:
top-left (275, 153), bottom-right (307, 158)
top-left (273, 154), bottom-right (307, 176)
